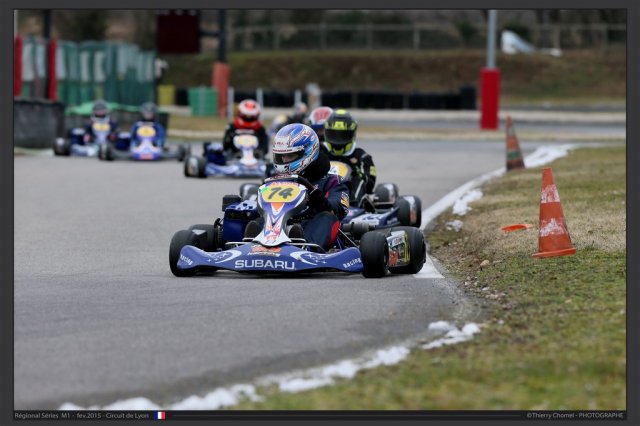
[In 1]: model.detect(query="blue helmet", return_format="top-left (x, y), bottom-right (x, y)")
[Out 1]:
top-left (272, 123), bottom-right (319, 175)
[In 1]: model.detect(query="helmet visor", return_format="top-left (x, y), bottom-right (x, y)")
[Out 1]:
top-left (326, 142), bottom-right (354, 156)
top-left (273, 150), bottom-right (305, 165)
top-left (240, 114), bottom-right (258, 122)
top-left (324, 128), bottom-right (355, 145)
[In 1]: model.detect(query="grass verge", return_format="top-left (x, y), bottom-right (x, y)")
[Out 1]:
top-left (230, 145), bottom-right (625, 410)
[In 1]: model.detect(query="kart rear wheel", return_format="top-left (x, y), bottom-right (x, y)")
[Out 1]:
top-left (396, 197), bottom-right (412, 226)
top-left (169, 230), bottom-right (199, 277)
top-left (360, 231), bottom-right (389, 278)
top-left (389, 226), bottom-right (426, 274)
top-left (401, 195), bottom-right (423, 228)
top-left (184, 155), bottom-right (206, 178)
top-left (53, 138), bottom-right (70, 156)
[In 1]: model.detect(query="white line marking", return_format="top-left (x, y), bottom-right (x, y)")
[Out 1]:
top-left (414, 255), bottom-right (443, 279)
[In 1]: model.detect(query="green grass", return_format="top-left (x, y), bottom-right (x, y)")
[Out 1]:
top-left (228, 145), bottom-right (625, 410)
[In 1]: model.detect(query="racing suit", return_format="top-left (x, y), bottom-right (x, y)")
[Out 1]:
top-left (323, 146), bottom-right (376, 205)
top-left (130, 121), bottom-right (166, 148)
top-left (298, 152), bottom-right (350, 250)
top-left (222, 117), bottom-right (269, 155)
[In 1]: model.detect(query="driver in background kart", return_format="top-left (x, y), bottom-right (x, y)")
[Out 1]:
top-left (83, 100), bottom-right (118, 144)
top-left (304, 106), bottom-right (333, 142)
top-left (220, 99), bottom-right (269, 156)
top-left (246, 123), bottom-right (350, 251)
top-left (285, 102), bottom-right (308, 125)
top-left (130, 102), bottom-right (166, 148)
top-left (322, 109), bottom-right (376, 207)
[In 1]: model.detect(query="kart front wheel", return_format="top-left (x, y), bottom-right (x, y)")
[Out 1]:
top-left (389, 226), bottom-right (426, 274)
top-left (187, 224), bottom-right (219, 252)
top-left (360, 231), bottom-right (389, 278)
top-left (169, 230), bottom-right (199, 277)
top-left (402, 195), bottom-right (423, 228)
top-left (99, 143), bottom-right (114, 161)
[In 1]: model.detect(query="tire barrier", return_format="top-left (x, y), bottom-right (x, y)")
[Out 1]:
top-left (14, 99), bottom-right (65, 148)
top-left (172, 85), bottom-right (476, 110)
top-left (232, 86), bottom-right (475, 110)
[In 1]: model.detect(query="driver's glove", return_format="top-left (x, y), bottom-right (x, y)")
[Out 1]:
top-left (308, 188), bottom-right (330, 212)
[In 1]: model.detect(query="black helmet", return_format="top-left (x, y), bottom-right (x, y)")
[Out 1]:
top-left (92, 99), bottom-right (109, 120)
top-left (324, 109), bottom-right (357, 156)
top-left (141, 102), bottom-right (157, 121)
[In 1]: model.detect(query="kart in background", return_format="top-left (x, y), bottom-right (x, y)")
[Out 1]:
top-left (169, 174), bottom-right (426, 278)
top-left (53, 122), bottom-right (122, 157)
top-left (238, 161), bottom-right (422, 230)
top-left (184, 135), bottom-right (267, 179)
top-left (98, 122), bottom-right (188, 161)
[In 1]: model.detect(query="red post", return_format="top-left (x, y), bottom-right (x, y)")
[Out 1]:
top-left (212, 61), bottom-right (230, 118)
top-left (480, 67), bottom-right (500, 130)
top-left (47, 38), bottom-right (58, 101)
top-left (14, 35), bottom-right (23, 97)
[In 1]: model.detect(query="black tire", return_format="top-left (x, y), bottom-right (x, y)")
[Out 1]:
top-left (401, 195), bottom-right (423, 228)
top-left (177, 144), bottom-right (187, 162)
top-left (184, 156), bottom-right (206, 178)
top-left (374, 183), bottom-right (400, 203)
top-left (53, 138), bottom-right (70, 156)
top-left (360, 231), bottom-right (389, 278)
top-left (169, 230), bottom-right (199, 277)
top-left (99, 143), bottom-right (114, 161)
top-left (239, 183), bottom-right (260, 201)
top-left (389, 226), bottom-right (426, 274)
top-left (187, 224), bottom-right (218, 252)
top-left (395, 197), bottom-right (412, 226)
top-left (222, 195), bottom-right (242, 211)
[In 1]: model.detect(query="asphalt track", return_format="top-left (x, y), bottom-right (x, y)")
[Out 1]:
top-left (13, 138), bottom-right (587, 409)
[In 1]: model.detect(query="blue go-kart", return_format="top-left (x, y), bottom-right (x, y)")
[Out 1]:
top-left (98, 122), bottom-right (188, 162)
top-left (169, 175), bottom-right (426, 278)
top-left (183, 135), bottom-right (267, 178)
top-left (53, 122), bottom-right (126, 157)
top-left (237, 161), bottom-right (422, 232)
top-left (327, 161), bottom-right (423, 230)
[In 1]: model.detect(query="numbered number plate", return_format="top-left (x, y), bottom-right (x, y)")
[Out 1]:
top-left (137, 126), bottom-right (156, 138)
top-left (259, 182), bottom-right (303, 203)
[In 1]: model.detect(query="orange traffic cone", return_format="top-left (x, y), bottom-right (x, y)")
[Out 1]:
top-left (506, 115), bottom-right (525, 171)
top-left (532, 167), bottom-right (576, 258)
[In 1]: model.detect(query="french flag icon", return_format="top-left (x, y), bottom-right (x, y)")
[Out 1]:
top-left (156, 411), bottom-right (166, 420)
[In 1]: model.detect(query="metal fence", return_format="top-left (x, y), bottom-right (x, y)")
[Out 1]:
top-left (228, 23), bottom-right (626, 52)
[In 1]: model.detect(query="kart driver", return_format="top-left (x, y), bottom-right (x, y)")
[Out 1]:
top-left (221, 99), bottom-right (269, 156)
top-left (83, 100), bottom-right (118, 144)
top-left (322, 109), bottom-right (376, 206)
top-left (305, 106), bottom-right (333, 142)
top-left (130, 102), bottom-right (166, 148)
top-left (285, 101), bottom-right (309, 125)
top-left (245, 123), bottom-right (350, 251)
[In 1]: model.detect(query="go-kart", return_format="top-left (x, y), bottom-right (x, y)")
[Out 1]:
top-left (53, 121), bottom-right (123, 157)
top-left (328, 161), bottom-right (422, 229)
top-left (184, 135), bottom-right (267, 178)
top-left (239, 162), bottom-right (422, 229)
top-left (169, 175), bottom-right (426, 278)
top-left (98, 123), bottom-right (188, 161)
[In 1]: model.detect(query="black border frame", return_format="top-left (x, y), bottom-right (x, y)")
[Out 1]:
top-left (4, 0), bottom-right (637, 425)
